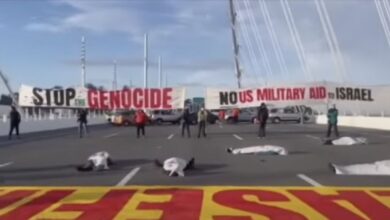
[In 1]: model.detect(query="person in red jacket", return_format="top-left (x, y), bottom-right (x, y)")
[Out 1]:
top-left (218, 110), bottom-right (225, 122)
top-left (135, 109), bottom-right (147, 138)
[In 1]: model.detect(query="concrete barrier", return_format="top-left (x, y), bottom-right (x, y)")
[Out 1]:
top-left (0, 117), bottom-right (107, 136)
top-left (316, 115), bottom-right (390, 131)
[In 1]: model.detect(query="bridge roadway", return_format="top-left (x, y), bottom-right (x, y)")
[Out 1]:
top-left (0, 122), bottom-right (390, 187)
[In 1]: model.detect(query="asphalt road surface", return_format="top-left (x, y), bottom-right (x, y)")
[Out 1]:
top-left (1, 122), bottom-right (390, 187)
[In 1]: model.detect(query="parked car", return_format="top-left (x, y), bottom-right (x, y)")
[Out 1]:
top-left (225, 108), bottom-right (257, 123)
top-left (268, 106), bottom-right (312, 123)
top-left (188, 110), bottom-right (218, 125)
top-left (104, 111), bottom-right (115, 123)
top-left (111, 110), bottom-right (136, 126)
top-left (151, 110), bottom-right (182, 125)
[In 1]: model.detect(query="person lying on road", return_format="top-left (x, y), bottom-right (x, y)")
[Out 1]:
top-left (226, 145), bottom-right (288, 156)
top-left (323, 136), bottom-right (367, 146)
top-left (76, 151), bottom-right (113, 172)
top-left (154, 157), bottom-right (195, 177)
top-left (329, 160), bottom-right (390, 175)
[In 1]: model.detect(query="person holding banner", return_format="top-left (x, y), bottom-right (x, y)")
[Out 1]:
top-left (326, 104), bottom-right (339, 138)
top-left (8, 106), bottom-right (21, 140)
top-left (135, 109), bottom-right (147, 138)
top-left (197, 108), bottom-right (208, 138)
top-left (257, 103), bottom-right (269, 138)
top-left (77, 109), bottom-right (88, 138)
top-left (181, 108), bottom-right (191, 138)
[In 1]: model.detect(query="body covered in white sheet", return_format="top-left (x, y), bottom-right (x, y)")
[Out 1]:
top-left (77, 151), bottom-right (113, 171)
top-left (331, 160), bottom-right (390, 175)
top-left (154, 157), bottom-right (195, 177)
top-left (324, 137), bottom-right (367, 146)
top-left (227, 145), bottom-right (288, 155)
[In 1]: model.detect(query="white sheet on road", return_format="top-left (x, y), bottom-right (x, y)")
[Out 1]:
top-left (231, 145), bottom-right (288, 156)
top-left (331, 137), bottom-right (367, 145)
top-left (88, 151), bottom-right (111, 170)
top-left (163, 157), bottom-right (187, 177)
top-left (332, 160), bottom-right (390, 175)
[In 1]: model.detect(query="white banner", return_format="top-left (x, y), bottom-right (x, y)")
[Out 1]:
top-left (206, 84), bottom-right (328, 109)
top-left (326, 83), bottom-right (390, 115)
top-left (206, 83), bottom-right (389, 112)
top-left (19, 84), bottom-right (186, 110)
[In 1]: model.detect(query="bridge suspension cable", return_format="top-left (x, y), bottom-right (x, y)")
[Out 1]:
top-left (242, 0), bottom-right (272, 85)
top-left (280, 0), bottom-right (314, 82)
top-left (374, 0), bottom-right (390, 48)
top-left (258, 0), bottom-right (290, 81)
top-left (314, 0), bottom-right (347, 82)
top-left (236, 3), bottom-right (263, 86)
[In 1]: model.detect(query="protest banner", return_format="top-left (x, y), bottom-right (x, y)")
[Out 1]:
top-left (18, 85), bottom-right (186, 110)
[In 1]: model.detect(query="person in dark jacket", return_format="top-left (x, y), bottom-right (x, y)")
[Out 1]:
top-left (327, 104), bottom-right (339, 138)
top-left (232, 108), bottom-right (240, 124)
top-left (257, 103), bottom-right (269, 138)
top-left (8, 106), bottom-right (21, 140)
top-left (77, 109), bottom-right (88, 138)
top-left (181, 108), bottom-right (191, 138)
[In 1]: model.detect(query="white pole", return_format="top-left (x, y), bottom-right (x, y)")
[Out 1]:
top-left (81, 36), bottom-right (86, 87)
top-left (165, 71), bottom-right (168, 87)
top-left (144, 33), bottom-right (148, 88)
top-left (158, 56), bottom-right (162, 88)
top-left (113, 60), bottom-right (117, 90)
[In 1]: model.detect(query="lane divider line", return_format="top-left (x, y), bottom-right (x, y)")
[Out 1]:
top-left (305, 135), bottom-right (321, 140)
top-left (0, 162), bottom-right (13, 168)
top-left (167, 134), bottom-right (174, 140)
top-left (233, 134), bottom-right (243, 141)
top-left (104, 133), bottom-right (119, 139)
top-left (116, 167), bottom-right (140, 186)
top-left (297, 173), bottom-right (323, 187)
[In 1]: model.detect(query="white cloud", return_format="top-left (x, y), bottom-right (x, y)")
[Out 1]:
top-left (24, 0), bottom-right (227, 42)
top-left (25, 23), bottom-right (62, 33)
top-left (25, 0), bottom-right (141, 36)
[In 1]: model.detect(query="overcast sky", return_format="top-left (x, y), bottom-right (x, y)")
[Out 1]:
top-left (1, 0), bottom-right (390, 97)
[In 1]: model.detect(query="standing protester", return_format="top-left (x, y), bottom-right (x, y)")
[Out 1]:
top-left (8, 106), bottom-right (21, 140)
top-left (135, 109), bottom-right (147, 138)
top-left (181, 108), bottom-right (191, 138)
top-left (77, 109), bottom-right (88, 138)
top-left (257, 103), bottom-right (269, 138)
top-left (232, 108), bottom-right (240, 124)
top-left (327, 104), bottom-right (339, 138)
top-left (218, 110), bottom-right (225, 122)
top-left (197, 108), bottom-right (208, 138)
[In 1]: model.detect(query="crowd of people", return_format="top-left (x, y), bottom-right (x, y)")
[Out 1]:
top-left (6, 102), bottom-right (342, 140)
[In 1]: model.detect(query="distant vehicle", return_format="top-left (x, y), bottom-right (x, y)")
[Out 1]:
top-left (112, 111), bottom-right (136, 126)
top-left (188, 110), bottom-right (218, 125)
top-left (151, 110), bottom-right (182, 125)
top-left (209, 110), bottom-right (219, 117)
top-left (225, 108), bottom-right (257, 123)
top-left (268, 105), bottom-right (313, 123)
top-left (104, 111), bottom-right (115, 123)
